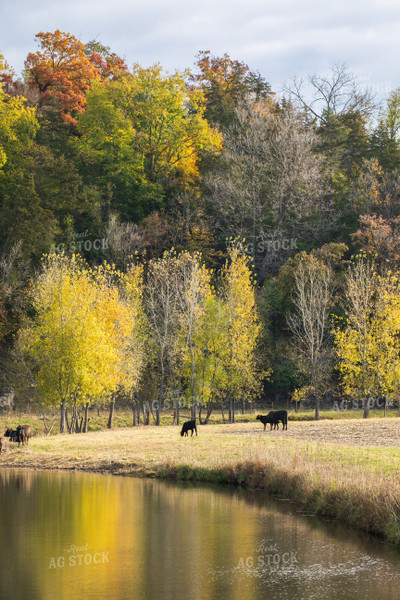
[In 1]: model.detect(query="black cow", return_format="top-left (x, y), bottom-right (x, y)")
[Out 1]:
top-left (180, 420), bottom-right (198, 437)
top-left (256, 410), bottom-right (288, 431)
top-left (5, 428), bottom-right (19, 442)
top-left (17, 425), bottom-right (31, 446)
top-left (5, 425), bottom-right (31, 446)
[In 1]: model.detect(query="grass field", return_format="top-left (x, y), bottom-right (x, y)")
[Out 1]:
top-left (1, 413), bottom-right (400, 548)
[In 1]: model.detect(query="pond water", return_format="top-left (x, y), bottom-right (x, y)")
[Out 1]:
top-left (0, 469), bottom-right (399, 600)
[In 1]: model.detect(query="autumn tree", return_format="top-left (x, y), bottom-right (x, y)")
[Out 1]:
top-left (219, 242), bottom-right (262, 422)
top-left (351, 214), bottom-right (400, 270)
top-left (77, 65), bottom-right (222, 220)
top-left (119, 262), bottom-right (147, 424)
top-left (205, 100), bottom-right (327, 279)
top-left (93, 262), bottom-right (146, 429)
top-left (0, 137), bottom-right (87, 260)
top-left (188, 294), bottom-right (227, 422)
top-left (0, 84), bottom-right (38, 170)
top-left (287, 253), bottom-right (333, 420)
top-left (333, 258), bottom-right (400, 418)
top-left (175, 252), bottom-right (214, 418)
top-left (286, 64), bottom-right (374, 236)
top-left (84, 40), bottom-right (128, 80)
top-left (145, 251), bottom-right (185, 425)
top-left (25, 30), bottom-right (100, 128)
top-left (191, 50), bottom-right (272, 128)
top-left (19, 254), bottom-right (140, 432)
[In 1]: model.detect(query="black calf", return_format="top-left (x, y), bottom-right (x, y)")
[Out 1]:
top-left (256, 410), bottom-right (288, 431)
top-left (180, 420), bottom-right (198, 437)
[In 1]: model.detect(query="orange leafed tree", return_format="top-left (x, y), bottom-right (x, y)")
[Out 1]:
top-left (25, 30), bottom-right (100, 127)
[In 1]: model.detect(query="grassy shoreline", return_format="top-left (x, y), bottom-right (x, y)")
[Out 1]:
top-left (1, 419), bottom-right (400, 549)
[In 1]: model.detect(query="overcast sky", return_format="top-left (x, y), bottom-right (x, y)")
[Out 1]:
top-left (1, 0), bottom-right (399, 101)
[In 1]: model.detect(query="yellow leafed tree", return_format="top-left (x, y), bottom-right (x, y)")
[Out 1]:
top-left (333, 258), bottom-right (400, 417)
top-left (19, 254), bottom-right (141, 432)
top-left (220, 242), bottom-right (262, 422)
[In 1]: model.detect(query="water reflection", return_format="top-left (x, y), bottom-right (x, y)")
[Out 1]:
top-left (0, 470), bottom-right (398, 600)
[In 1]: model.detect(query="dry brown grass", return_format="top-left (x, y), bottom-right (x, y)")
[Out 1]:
top-left (1, 419), bottom-right (400, 547)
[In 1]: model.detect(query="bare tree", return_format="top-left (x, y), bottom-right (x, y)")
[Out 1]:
top-left (105, 214), bottom-right (145, 268)
top-left (287, 254), bottom-right (333, 420)
top-left (205, 98), bottom-right (328, 280)
top-left (284, 63), bottom-right (375, 123)
top-left (145, 252), bottom-right (183, 425)
top-left (175, 253), bottom-right (212, 419)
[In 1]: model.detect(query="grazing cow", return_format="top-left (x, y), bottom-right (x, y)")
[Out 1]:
top-left (256, 410), bottom-right (288, 431)
top-left (0, 437), bottom-right (9, 453)
top-left (16, 425), bottom-right (31, 446)
top-left (4, 428), bottom-right (19, 442)
top-left (180, 420), bottom-right (198, 437)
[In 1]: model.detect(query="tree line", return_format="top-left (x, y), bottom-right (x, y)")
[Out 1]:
top-left (15, 245), bottom-right (260, 432)
top-left (2, 32), bottom-right (400, 425)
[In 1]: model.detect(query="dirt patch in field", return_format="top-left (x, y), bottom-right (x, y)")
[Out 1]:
top-left (228, 418), bottom-right (400, 447)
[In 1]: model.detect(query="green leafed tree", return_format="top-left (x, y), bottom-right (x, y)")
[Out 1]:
top-left (0, 84), bottom-right (38, 170)
top-left (77, 65), bottom-right (222, 221)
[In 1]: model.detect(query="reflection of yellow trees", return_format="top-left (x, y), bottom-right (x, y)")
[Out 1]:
top-left (0, 471), bottom-right (398, 600)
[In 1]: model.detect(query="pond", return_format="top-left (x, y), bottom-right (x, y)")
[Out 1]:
top-left (0, 469), bottom-right (399, 600)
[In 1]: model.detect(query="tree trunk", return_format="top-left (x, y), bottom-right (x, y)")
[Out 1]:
top-left (229, 399), bottom-right (235, 423)
top-left (313, 371), bottom-right (320, 421)
top-left (315, 397), bottom-right (320, 421)
top-left (83, 402), bottom-right (89, 433)
top-left (204, 403), bottom-right (213, 424)
top-left (144, 403), bottom-right (150, 425)
top-left (173, 397), bottom-right (180, 426)
top-left (108, 394), bottom-right (115, 429)
top-left (136, 401), bottom-right (141, 425)
top-left (60, 399), bottom-right (67, 433)
top-left (68, 392), bottom-right (79, 433)
top-left (156, 399), bottom-right (161, 426)
top-left (363, 397), bottom-right (370, 419)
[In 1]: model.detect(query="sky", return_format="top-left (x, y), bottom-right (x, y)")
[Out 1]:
top-left (1, 0), bottom-right (399, 102)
